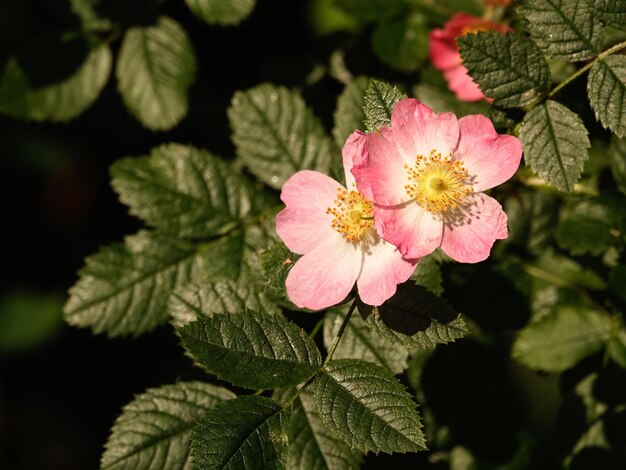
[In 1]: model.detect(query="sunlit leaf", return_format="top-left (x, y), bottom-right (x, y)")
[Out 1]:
top-left (363, 79), bottom-right (407, 132)
top-left (185, 0), bottom-right (255, 26)
top-left (588, 55), bottom-right (626, 138)
top-left (332, 76), bottom-right (369, 148)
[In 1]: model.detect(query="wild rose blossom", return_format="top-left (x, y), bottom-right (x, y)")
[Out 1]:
top-left (351, 98), bottom-right (522, 263)
top-left (275, 133), bottom-right (417, 310)
top-left (429, 13), bottom-right (511, 102)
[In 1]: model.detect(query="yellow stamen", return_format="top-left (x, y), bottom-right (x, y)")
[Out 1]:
top-left (404, 149), bottom-right (472, 213)
top-left (326, 189), bottom-right (374, 241)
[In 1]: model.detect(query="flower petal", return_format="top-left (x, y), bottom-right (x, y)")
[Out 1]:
top-left (440, 192), bottom-right (508, 263)
top-left (375, 202), bottom-right (444, 259)
top-left (276, 170), bottom-right (342, 254)
top-left (341, 130), bottom-right (367, 189)
top-left (429, 30), bottom-right (460, 70)
top-left (455, 115), bottom-right (523, 192)
top-left (357, 238), bottom-right (418, 306)
top-left (390, 98), bottom-right (459, 160)
top-left (443, 65), bottom-right (486, 102)
top-left (285, 233), bottom-right (361, 310)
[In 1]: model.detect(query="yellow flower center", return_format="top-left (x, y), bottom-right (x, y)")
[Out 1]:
top-left (326, 189), bottom-right (374, 241)
top-left (404, 150), bottom-right (472, 213)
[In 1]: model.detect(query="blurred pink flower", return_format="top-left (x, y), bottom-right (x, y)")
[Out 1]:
top-left (352, 98), bottom-right (522, 263)
top-left (429, 13), bottom-right (511, 102)
top-left (275, 132), bottom-right (417, 310)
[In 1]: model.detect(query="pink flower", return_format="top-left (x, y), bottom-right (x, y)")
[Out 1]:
top-left (352, 98), bottom-right (522, 263)
top-left (429, 13), bottom-right (511, 102)
top-left (275, 132), bottom-right (417, 310)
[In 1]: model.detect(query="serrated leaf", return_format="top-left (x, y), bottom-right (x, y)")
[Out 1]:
top-left (116, 16), bottom-right (196, 131)
top-left (372, 13), bottom-right (428, 73)
top-left (588, 55), bottom-right (626, 138)
top-left (324, 308), bottom-right (409, 374)
top-left (457, 31), bottom-right (550, 108)
top-left (0, 35), bottom-right (111, 122)
top-left (363, 79), bottom-right (407, 132)
top-left (332, 76), bottom-right (370, 148)
top-left (191, 396), bottom-right (288, 470)
top-left (101, 382), bottom-right (234, 470)
top-left (332, 0), bottom-right (406, 22)
top-left (411, 255), bottom-right (443, 296)
top-left (228, 83), bottom-right (334, 189)
top-left (556, 195), bottom-right (626, 255)
top-left (111, 144), bottom-right (266, 238)
top-left (64, 230), bottom-right (244, 337)
top-left (259, 242), bottom-right (300, 307)
top-left (274, 389), bottom-right (363, 470)
top-left (609, 136), bottom-right (626, 193)
top-left (314, 359), bottom-right (426, 453)
top-left (518, 0), bottom-right (602, 61)
top-left (169, 280), bottom-right (280, 327)
top-left (185, 0), bottom-right (255, 26)
top-left (513, 305), bottom-right (613, 372)
top-left (520, 100), bottom-right (590, 192)
top-left (592, 0), bottom-right (626, 28)
top-left (359, 284), bottom-right (469, 349)
top-left (178, 310), bottom-right (321, 389)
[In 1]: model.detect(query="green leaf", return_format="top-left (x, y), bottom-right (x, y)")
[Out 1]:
top-left (177, 310), bottom-right (321, 389)
top-left (412, 82), bottom-right (490, 118)
top-left (332, 76), bottom-right (369, 148)
top-left (372, 12), bottom-right (428, 73)
top-left (363, 79), bottom-right (407, 132)
top-left (169, 280), bottom-right (280, 327)
top-left (70, 0), bottom-right (112, 31)
top-left (609, 136), bottom-right (626, 193)
top-left (456, 31), bottom-right (550, 108)
top-left (111, 144), bottom-right (266, 238)
top-left (592, 0), bottom-right (626, 28)
top-left (519, 100), bottom-right (590, 192)
top-left (314, 359), bottom-right (426, 453)
top-left (527, 249), bottom-right (606, 290)
top-left (64, 230), bottom-right (244, 337)
top-left (608, 329), bottom-right (626, 369)
top-left (324, 308), bottom-right (409, 374)
top-left (518, 0), bottom-right (602, 61)
top-left (332, 0), bottom-right (406, 22)
top-left (275, 389), bottom-right (363, 470)
top-left (0, 35), bottom-right (111, 122)
top-left (556, 195), bottom-right (626, 255)
top-left (101, 382), bottom-right (234, 470)
top-left (411, 255), bottom-right (443, 296)
top-left (191, 396), bottom-right (288, 470)
top-left (513, 305), bottom-right (613, 372)
top-left (588, 55), bottom-right (626, 138)
top-left (259, 242), bottom-right (300, 307)
top-left (359, 284), bottom-right (469, 349)
top-left (228, 83), bottom-right (334, 189)
top-left (116, 16), bottom-right (197, 131)
top-left (185, 0), bottom-right (255, 26)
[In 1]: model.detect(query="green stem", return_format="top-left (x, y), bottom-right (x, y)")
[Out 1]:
top-left (548, 39), bottom-right (626, 99)
top-left (308, 315), bottom-right (325, 339)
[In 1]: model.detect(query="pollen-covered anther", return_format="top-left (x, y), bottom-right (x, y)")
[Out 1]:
top-left (326, 188), bottom-right (374, 241)
top-left (405, 150), bottom-right (473, 213)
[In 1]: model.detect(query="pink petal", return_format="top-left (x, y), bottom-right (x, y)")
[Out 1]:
top-left (351, 130), bottom-right (408, 205)
top-left (390, 99), bottom-right (460, 160)
top-left (440, 192), bottom-right (508, 263)
top-left (356, 238), bottom-right (418, 306)
top-left (443, 65), bottom-right (486, 102)
top-left (285, 233), bottom-right (361, 310)
top-left (276, 170), bottom-right (342, 254)
top-left (375, 202), bottom-right (444, 259)
top-left (429, 30), bottom-right (461, 70)
top-left (341, 130), bottom-right (367, 189)
top-left (455, 115), bottom-right (523, 192)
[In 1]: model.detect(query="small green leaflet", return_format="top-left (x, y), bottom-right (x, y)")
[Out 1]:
top-left (100, 381), bottom-right (235, 470)
top-left (64, 230), bottom-right (244, 337)
top-left (0, 35), bottom-right (111, 122)
top-left (259, 242), bottom-right (300, 307)
top-left (528, 249), bottom-right (606, 291)
top-left (324, 308), bottom-right (410, 374)
top-left (70, 0), bottom-right (112, 31)
top-left (177, 310), bottom-right (321, 389)
top-left (333, 76), bottom-right (370, 148)
top-left (191, 396), bottom-right (288, 470)
top-left (116, 16), bottom-right (197, 131)
top-left (512, 305), bottom-right (613, 372)
top-left (314, 359), bottom-right (426, 454)
top-left (609, 136), bottom-right (626, 193)
top-left (363, 79), bottom-right (407, 132)
top-left (185, 0), bottom-right (256, 26)
top-left (588, 55), bottom-right (626, 138)
top-left (519, 100), bottom-right (590, 192)
top-left (457, 32), bottom-right (550, 108)
top-left (228, 83), bottom-right (334, 189)
top-left (591, 0), bottom-right (626, 28)
top-left (110, 144), bottom-right (264, 239)
top-left (372, 13), bottom-right (428, 73)
top-left (411, 255), bottom-right (443, 296)
top-left (359, 284), bottom-right (469, 349)
top-left (518, 0), bottom-right (602, 62)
